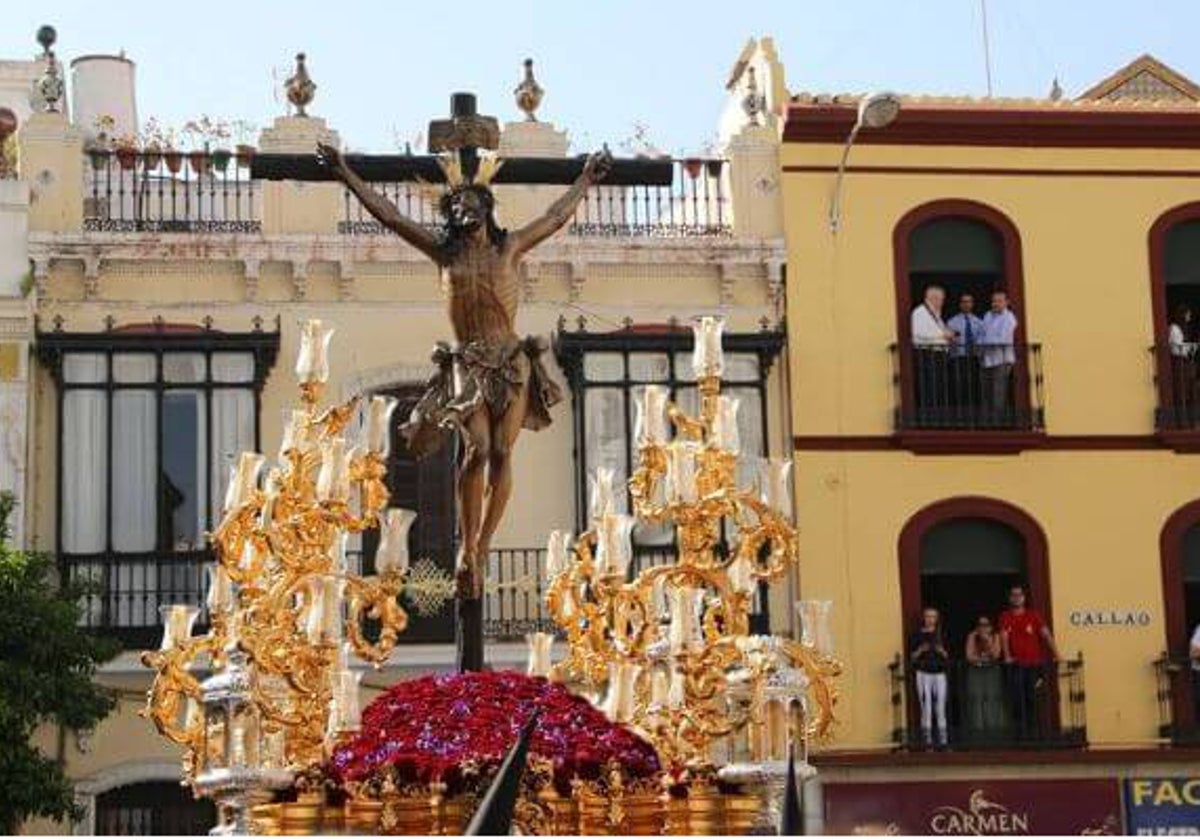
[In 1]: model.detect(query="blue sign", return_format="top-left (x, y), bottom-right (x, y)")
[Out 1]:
top-left (1125, 778), bottom-right (1200, 835)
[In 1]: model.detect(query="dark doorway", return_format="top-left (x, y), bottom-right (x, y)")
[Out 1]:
top-left (1163, 220), bottom-right (1200, 337)
top-left (1154, 216), bottom-right (1200, 429)
top-left (918, 517), bottom-right (1026, 657)
top-left (894, 202), bottom-right (1032, 432)
top-left (908, 216), bottom-right (1005, 318)
top-left (95, 781), bottom-right (215, 835)
top-left (361, 385), bottom-right (457, 643)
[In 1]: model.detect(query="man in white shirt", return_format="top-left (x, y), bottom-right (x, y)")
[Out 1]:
top-left (980, 291), bottom-right (1019, 424)
top-left (910, 286), bottom-right (956, 425)
top-left (947, 293), bottom-right (984, 419)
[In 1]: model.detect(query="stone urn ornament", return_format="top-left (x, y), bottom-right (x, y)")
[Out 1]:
top-left (513, 58), bottom-right (544, 122)
top-left (285, 52), bottom-right (317, 117)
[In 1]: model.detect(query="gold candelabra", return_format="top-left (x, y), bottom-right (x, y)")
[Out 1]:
top-left (542, 316), bottom-right (840, 778)
top-left (141, 320), bottom-right (426, 835)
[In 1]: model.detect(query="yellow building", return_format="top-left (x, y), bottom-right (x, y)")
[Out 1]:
top-left (9, 40), bottom-right (795, 834)
top-left (783, 55), bottom-right (1200, 832)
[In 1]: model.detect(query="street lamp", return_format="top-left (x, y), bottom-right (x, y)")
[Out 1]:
top-left (828, 92), bottom-right (901, 234)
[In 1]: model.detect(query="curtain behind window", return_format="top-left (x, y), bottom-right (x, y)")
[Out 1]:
top-left (210, 353), bottom-right (255, 522)
top-left (112, 390), bottom-right (156, 552)
top-left (62, 354), bottom-right (108, 554)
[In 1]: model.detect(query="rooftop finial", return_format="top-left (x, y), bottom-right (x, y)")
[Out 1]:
top-left (36, 25), bottom-right (56, 56)
top-left (285, 52), bottom-right (317, 117)
top-left (742, 66), bottom-right (766, 126)
top-left (514, 58), bottom-right (544, 122)
top-left (1049, 77), bottom-right (1064, 102)
top-left (34, 25), bottom-right (62, 113)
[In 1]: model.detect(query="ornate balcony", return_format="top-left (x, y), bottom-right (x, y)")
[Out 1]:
top-left (887, 652), bottom-right (1087, 752)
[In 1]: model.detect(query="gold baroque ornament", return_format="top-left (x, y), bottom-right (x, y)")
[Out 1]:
top-left (141, 319), bottom-right (418, 834)
top-left (544, 315), bottom-right (842, 778)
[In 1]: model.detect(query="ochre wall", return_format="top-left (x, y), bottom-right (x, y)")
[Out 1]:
top-left (781, 137), bottom-right (1200, 749)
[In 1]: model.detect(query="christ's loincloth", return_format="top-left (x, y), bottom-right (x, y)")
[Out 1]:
top-left (400, 335), bottom-right (563, 458)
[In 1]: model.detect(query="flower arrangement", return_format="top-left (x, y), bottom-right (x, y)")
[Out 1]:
top-left (328, 670), bottom-right (660, 798)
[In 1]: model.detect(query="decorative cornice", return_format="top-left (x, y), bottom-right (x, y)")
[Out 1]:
top-left (784, 103), bottom-right (1200, 149)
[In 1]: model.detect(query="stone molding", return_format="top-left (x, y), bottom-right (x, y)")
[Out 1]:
top-left (29, 232), bottom-right (786, 304)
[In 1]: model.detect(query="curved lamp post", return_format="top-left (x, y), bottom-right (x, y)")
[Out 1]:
top-left (828, 92), bottom-right (901, 234)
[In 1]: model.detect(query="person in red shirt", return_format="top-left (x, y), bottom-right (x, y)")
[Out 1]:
top-left (998, 584), bottom-right (1060, 740)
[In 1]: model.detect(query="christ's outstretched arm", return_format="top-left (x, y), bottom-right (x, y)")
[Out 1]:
top-left (317, 143), bottom-right (443, 263)
top-left (506, 150), bottom-right (612, 256)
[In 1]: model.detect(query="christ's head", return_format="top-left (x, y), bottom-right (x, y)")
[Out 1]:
top-left (439, 184), bottom-right (506, 252)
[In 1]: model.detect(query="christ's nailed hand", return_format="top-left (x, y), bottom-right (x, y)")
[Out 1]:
top-left (316, 142), bottom-right (343, 172)
top-left (582, 148), bottom-right (613, 184)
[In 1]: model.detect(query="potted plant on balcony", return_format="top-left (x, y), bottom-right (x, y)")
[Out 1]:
top-left (114, 134), bottom-right (138, 171)
top-left (138, 117), bottom-right (165, 170)
top-left (207, 116), bottom-right (233, 173)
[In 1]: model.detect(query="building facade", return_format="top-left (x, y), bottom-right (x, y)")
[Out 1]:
top-left (783, 57), bottom-right (1200, 832)
top-left (12, 39), bottom-right (793, 833)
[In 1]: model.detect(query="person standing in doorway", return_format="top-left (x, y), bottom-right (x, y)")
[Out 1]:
top-left (911, 285), bottom-right (956, 426)
top-left (947, 292), bottom-right (985, 422)
top-left (999, 585), bottom-right (1059, 740)
top-left (1168, 304), bottom-right (1199, 426)
top-left (980, 291), bottom-right (1019, 426)
top-left (963, 615), bottom-right (1007, 742)
top-left (910, 606), bottom-right (951, 749)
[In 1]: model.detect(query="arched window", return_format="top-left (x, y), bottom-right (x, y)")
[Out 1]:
top-left (898, 498), bottom-right (1064, 747)
top-left (919, 516), bottom-right (1027, 650)
top-left (1159, 501), bottom-right (1200, 735)
top-left (908, 217), bottom-right (1005, 313)
top-left (95, 781), bottom-right (215, 835)
top-left (1149, 205), bottom-right (1200, 434)
top-left (893, 200), bottom-right (1039, 438)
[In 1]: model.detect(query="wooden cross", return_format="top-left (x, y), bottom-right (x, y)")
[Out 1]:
top-left (252, 92), bottom-right (674, 187)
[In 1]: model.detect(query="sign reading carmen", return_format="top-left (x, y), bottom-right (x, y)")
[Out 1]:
top-left (824, 779), bottom-right (1122, 836)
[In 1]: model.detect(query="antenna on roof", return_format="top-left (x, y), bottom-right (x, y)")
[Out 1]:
top-left (980, 0), bottom-right (994, 97)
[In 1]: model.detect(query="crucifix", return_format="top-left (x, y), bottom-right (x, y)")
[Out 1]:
top-left (253, 92), bottom-right (673, 672)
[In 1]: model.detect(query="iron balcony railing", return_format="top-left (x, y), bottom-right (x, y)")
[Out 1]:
top-left (890, 340), bottom-right (1045, 432)
top-left (67, 542), bottom-right (774, 649)
top-left (888, 652), bottom-right (1087, 751)
top-left (1152, 344), bottom-right (1200, 431)
top-left (568, 158), bottom-right (731, 238)
top-left (339, 158), bottom-right (732, 239)
top-left (1153, 652), bottom-right (1200, 745)
top-left (84, 151), bottom-right (732, 239)
top-left (84, 149), bottom-right (262, 233)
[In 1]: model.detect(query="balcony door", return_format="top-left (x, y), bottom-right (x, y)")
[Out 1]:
top-left (361, 385), bottom-right (457, 643)
top-left (893, 200), bottom-right (1033, 433)
top-left (1160, 500), bottom-right (1200, 737)
top-left (899, 498), bottom-right (1057, 747)
top-left (1150, 206), bottom-right (1200, 434)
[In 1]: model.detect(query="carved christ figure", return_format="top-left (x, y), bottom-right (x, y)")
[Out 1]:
top-left (317, 142), bottom-right (609, 670)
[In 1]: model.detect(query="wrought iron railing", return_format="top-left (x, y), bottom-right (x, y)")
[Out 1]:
top-left (69, 542), bottom-right (774, 649)
top-left (83, 149), bottom-right (261, 233)
top-left (1152, 344), bottom-right (1200, 431)
top-left (83, 152), bottom-right (731, 239)
top-left (888, 652), bottom-right (1086, 751)
top-left (1153, 652), bottom-right (1200, 744)
top-left (890, 340), bottom-right (1045, 432)
top-left (338, 181), bottom-right (441, 235)
top-left (65, 549), bottom-right (212, 650)
top-left (568, 158), bottom-right (730, 238)
top-left (338, 158), bottom-right (732, 239)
